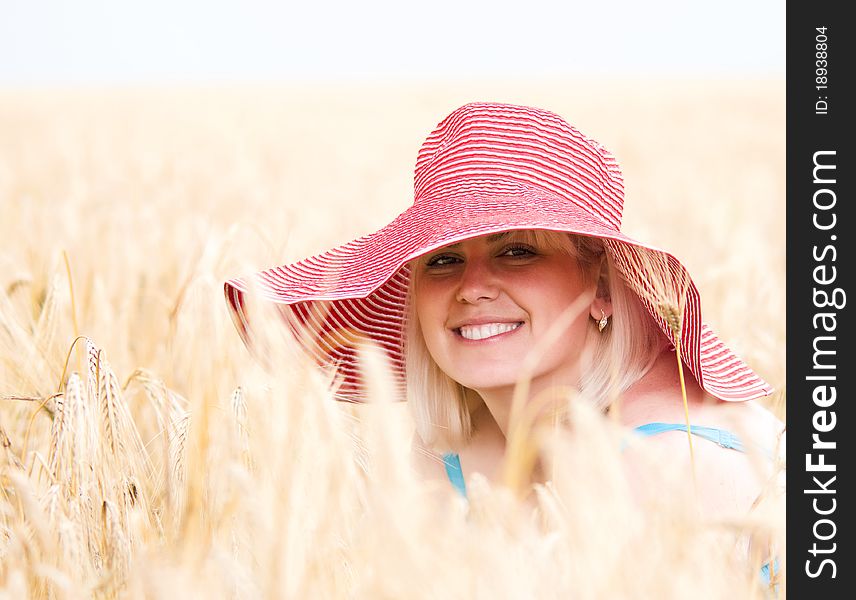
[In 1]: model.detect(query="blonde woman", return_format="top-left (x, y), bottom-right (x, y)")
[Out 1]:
top-left (225, 104), bottom-right (783, 574)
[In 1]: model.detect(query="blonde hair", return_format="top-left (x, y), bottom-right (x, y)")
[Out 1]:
top-left (404, 230), bottom-right (666, 451)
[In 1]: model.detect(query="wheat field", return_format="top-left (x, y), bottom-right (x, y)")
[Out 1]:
top-left (0, 80), bottom-right (784, 598)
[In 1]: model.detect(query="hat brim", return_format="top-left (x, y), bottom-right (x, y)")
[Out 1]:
top-left (225, 188), bottom-right (772, 402)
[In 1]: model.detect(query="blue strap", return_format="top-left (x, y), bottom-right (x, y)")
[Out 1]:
top-left (633, 422), bottom-right (747, 452)
top-left (445, 424), bottom-right (761, 498)
top-left (441, 452), bottom-right (467, 498)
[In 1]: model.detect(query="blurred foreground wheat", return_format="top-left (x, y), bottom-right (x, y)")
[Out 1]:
top-left (0, 81), bottom-right (784, 598)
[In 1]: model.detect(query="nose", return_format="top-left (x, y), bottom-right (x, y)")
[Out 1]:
top-left (455, 258), bottom-right (499, 304)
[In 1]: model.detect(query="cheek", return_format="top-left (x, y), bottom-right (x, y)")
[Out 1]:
top-left (527, 270), bottom-right (594, 312)
top-left (415, 302), bottom-right (449, 368)
top-left (412, 283), bottom-right (444, 339)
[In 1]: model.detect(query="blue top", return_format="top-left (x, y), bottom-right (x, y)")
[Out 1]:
top-left (440, 422), bottom-right (778, 588)
top-left (441, 422), bottom-right (751, 499)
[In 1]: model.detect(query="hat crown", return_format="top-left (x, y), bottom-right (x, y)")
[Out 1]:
top-left (413, 102), bottom-right (626, 230)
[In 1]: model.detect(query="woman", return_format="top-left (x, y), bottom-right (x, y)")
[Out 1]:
top-left (224, 102), bottom-right (783, 519)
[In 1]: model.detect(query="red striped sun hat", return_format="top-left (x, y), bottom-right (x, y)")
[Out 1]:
top-left (224, 102), bottom-right (772, 403)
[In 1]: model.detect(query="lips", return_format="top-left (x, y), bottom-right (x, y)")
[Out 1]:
top-left (456, 321), bottom-right (523, 341)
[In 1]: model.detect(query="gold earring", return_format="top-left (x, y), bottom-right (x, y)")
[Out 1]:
top-left (598, 310), bottom-right (609, 332)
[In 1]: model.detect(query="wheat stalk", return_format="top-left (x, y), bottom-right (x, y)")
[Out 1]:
top-left (61, 250), bottom-right (81, 370)
top-left (97, 350), bottom-right (122, 458)
top-left (503, 293), bottom-right (592, 496)
top-left (167, 405), bottom-right (190, 518)
top-left (608, 242), bottom-right (696, 483)
top-left (47, 387), bottom-right (67, 480)
top-left (33, 275), bottom-right (60, 363)
top-left (1, 421), bottom-right (25, 471)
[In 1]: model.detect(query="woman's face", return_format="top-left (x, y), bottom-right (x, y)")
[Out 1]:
top-left (412, 231), bottom-right (599, 394)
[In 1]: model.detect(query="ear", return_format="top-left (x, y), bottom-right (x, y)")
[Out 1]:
top-left (590, 261), bottom-right (613, 321)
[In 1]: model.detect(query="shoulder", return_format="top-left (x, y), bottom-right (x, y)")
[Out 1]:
top-left (621, 397), bottom-right (784, 518)
top-left (616, 357), bottom-right (784, 454)
top-left (616, 350), bottom-right (784, 446)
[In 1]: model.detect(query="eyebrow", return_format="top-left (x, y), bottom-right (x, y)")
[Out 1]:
top-left (440, 232), bottom-right (512, 250)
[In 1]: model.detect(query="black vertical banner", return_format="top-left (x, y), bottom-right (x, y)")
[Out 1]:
top-left (787, 1), bottom-right (853, 596)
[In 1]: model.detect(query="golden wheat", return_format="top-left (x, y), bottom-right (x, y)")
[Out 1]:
top-left (0, 81), bottom-right (785, 599)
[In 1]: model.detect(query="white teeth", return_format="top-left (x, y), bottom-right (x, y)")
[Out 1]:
top-left (458, 322), bottom-right (521, 341)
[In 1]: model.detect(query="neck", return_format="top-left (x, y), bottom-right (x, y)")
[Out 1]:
top-left (473, 372), bottom-right (577, 439)
top-left (611, 347), bottom-right (709, 424)
top-left (467, 384), bottom-right (557, 491)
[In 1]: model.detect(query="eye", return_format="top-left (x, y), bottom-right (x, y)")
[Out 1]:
top-left (424, 253), bottom-right (461, 268)
top-left (500, 244), bottom-right (537, 258)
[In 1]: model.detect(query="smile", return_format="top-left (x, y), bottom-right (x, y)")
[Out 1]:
top-left (456, 322), bottom-right (523, 341)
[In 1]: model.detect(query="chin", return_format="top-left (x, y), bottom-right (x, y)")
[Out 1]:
top-left (449, 369), bottom-right (521, 392)
top-left (461, 380), bottom-right (517, 393)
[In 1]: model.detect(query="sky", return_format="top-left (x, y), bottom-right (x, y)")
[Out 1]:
top-left (2, 0), bottom-right (785, 85)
